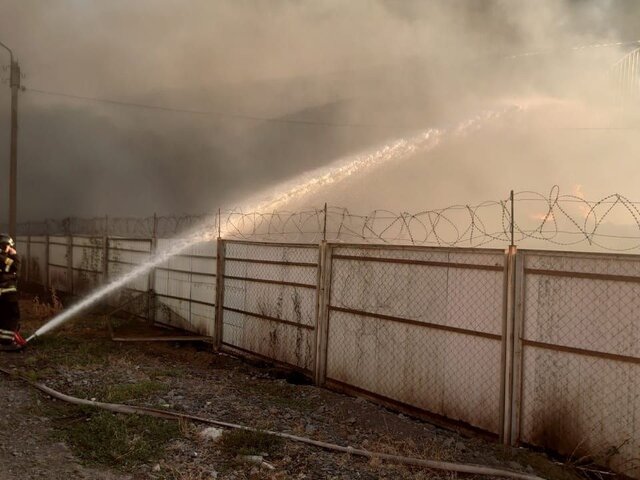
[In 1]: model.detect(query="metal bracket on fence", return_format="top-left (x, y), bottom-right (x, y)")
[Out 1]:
top-left (105, 289), bottom-right (211, 343)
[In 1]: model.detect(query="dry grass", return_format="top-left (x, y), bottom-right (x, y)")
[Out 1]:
top-left (358, 435), bottom-right (464, 479)
top-left (364, 435), bottom-right (454, 463)
top-left (30, 288), bottom-right (63, 319)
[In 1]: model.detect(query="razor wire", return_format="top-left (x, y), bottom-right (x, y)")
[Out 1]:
top-left (10, 187), bottom-right (640, 251)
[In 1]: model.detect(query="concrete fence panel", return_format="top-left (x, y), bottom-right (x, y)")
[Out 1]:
top-left (154, 239), bottom-right (217, 336)
top-left (324, 245), bottom-right (506, 434)
top-left (516, 250), bottom-right (640, 478)
top-left (220, 240), bottom-right (319, 372)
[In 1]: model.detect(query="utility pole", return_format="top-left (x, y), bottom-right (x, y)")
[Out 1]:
top-left (0, 41), bottom-right (19, 239)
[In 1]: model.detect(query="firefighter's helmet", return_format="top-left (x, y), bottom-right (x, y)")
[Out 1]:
top-left (0, 233), bottom-right (15, 249)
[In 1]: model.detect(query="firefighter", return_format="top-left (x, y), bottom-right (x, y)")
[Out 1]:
top-left (0, 233), bottom-right (25, 350)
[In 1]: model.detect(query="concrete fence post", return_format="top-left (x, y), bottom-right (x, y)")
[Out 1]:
top-left (66, 218), bottom-right (74, 295)
top-left (500, 245), bottom-right (518, 444)
top-left (103, 215), bottom-right (109, 284)
top-left (148, 213), bottom-right (158, 323)
top-left (214, 238), bottom-right (226, 350)
top-left (44, 221), bottom-right (50, 291)
top-left (25, 222), bottom-right (31, 283)
top-left (509, 250), bottom-right (525, 445)
top-left (314, 241), bottom-right (333, 386)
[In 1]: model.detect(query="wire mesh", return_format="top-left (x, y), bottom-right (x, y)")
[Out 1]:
top-left (153, 239), bottom-right (217, 337)
top-left (325, 245), bottom-right (505, 434)
top-left (221, 241), bottom-right (318, 371)
top-left (71, 236), bottom-right (105, 295)
top-left (519, 251), bottom-right (640, 477)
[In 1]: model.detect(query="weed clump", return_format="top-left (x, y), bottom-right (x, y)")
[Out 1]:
top-left (54, 406), bottom-right (179, 469)
top-left (103, 381), bottom-right (168, 403)
top-left (31, 288), bottom-right (63, 319)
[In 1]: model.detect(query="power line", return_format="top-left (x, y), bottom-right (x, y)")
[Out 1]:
top-left (24, 87), bottom-right (384, 129)
top-left (21, 86), bottom-right (640, 131)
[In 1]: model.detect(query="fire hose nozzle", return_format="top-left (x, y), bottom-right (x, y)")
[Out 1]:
top-left (14, 332), bottom-right (27, 347)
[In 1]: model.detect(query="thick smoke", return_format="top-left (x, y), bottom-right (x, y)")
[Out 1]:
top-left (0, 0), bottom-right (638, 223)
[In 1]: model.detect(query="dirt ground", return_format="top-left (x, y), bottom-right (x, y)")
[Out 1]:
top-left (0, 298), bottom-right (595, 480)
top-left (0, 375), bottom-right (130, 480)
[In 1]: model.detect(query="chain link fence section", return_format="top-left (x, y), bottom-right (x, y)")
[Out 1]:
top-left (324, 245), bottom-right (506, 434)
top-left (71, 235), bottom-right (106, 295)
top-left (221, 240), bottom-right (319, 372)
top-left (47, 235), bottom-right (72, 293)
top-left (21, 235), bottom-right (47, 285)
top-left (517, 251), bottom-right (640, 477)
top-left (153, 239), bottom-right (217, 337)
top-left (104, 238), bottom-right (154, 320)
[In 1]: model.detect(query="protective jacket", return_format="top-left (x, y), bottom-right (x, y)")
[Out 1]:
top-left (0, 248), bottom-right (21, 346)
top-left (0, 250), bottom-right (19, 292)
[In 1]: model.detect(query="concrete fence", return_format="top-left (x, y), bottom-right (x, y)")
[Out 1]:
top-left (15, 234), bottom-right (640, 478)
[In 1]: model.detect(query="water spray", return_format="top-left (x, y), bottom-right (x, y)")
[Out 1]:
top-left (27, 107), bottom-right (515, 343)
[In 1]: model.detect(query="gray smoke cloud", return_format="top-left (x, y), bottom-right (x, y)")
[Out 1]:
top-left (0, 0), bottom-right (638, 224)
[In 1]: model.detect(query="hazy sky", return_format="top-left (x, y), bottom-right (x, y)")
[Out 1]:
top-left (0, 0), bottom-right (638, 223)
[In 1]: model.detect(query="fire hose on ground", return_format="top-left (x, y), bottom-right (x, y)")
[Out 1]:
top-left (0, 367), bottom-right (545, 480)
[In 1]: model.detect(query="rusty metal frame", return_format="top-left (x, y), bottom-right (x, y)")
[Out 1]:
top-left (108, 259), bottom-right (148, 268)
top-left (224, 239), bottom-right (319, 249)
top-left (155, 265), bottom-right (216, 276)
top-left (48, 262), bottom-right (69, 269)
top-left (223, 274), bottom-right (316, 290)
top-left (70, 243), bottom-right (104, 250)
top-left (71, 233), bottom-right (108, 240)
top-left (522, 339), bottom-right (640, 365)
top-left (107, 247), bottom-right (152, 255)
top-left (525, 267), bottom-right (640, 284)
top-left (225, 257), bottom-right (317, 268)
top-left (107, 236), bottom-right (153, 242)
top-left (519, 247), bottom-right (640, 262)
top-left (70, 266), bottom-right (103, 275)
top-left (167, 253), bottom-right (217, 261)
top-left (222, 306), bottom-right (314, 330)
top-left (329, 305), bottom-right (501, 340)
top-left (332, 254), bottom-right (503, 272)
top-left (328, 241), bottom-right (504, 256)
